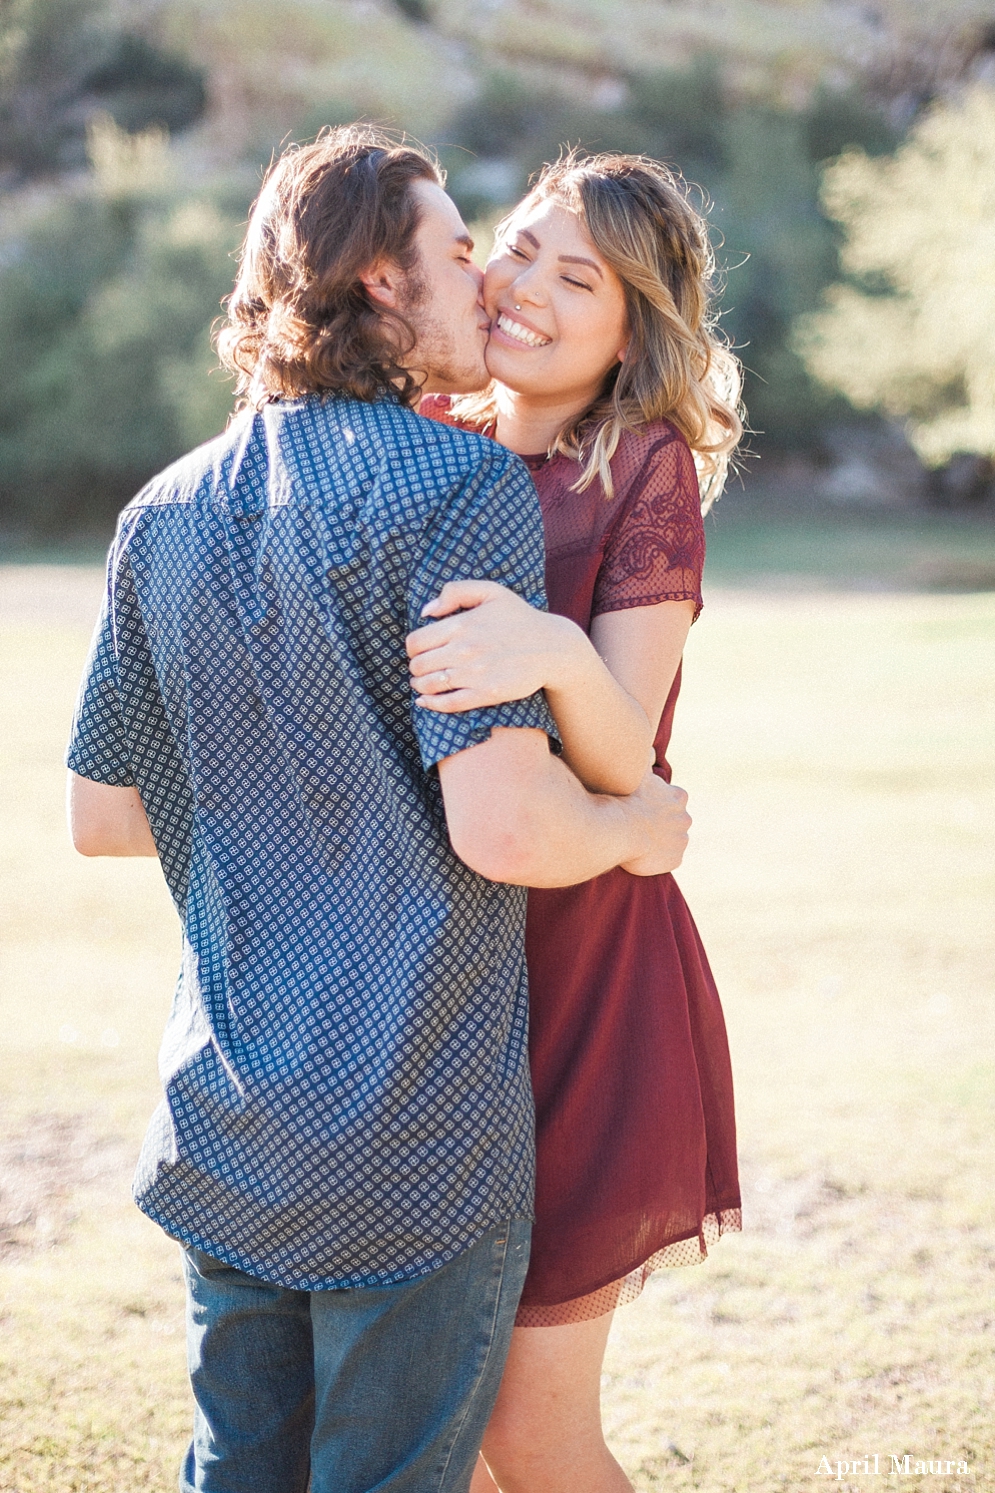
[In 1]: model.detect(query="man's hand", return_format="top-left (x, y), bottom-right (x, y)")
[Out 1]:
top-left (67, 773), bottom-right (158, 857)
top-left (619, 772), bottom-right (691, 877)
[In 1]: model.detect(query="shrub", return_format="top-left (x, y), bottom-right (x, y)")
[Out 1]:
top-left (0, 0), bottom-right (206, 179)
top-left (0, 118), bottom-right (242, 534)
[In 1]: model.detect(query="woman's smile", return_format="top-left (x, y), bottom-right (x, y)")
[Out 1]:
top-left (491, 310), bottom-right (553, 349)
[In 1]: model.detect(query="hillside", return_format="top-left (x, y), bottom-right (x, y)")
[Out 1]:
top-left (433, 0), bottom-right (995, 103)
top-left (141, 0), bottom-right (995, 155)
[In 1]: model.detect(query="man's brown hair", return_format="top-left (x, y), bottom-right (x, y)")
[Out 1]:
top-left (218, 125), bottom-right (442, 407)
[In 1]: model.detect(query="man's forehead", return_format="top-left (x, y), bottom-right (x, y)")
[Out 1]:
top-left (412, 178), bottom-right (470, 241)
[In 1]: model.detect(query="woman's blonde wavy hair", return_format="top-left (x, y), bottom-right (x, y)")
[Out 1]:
top-left (453, 151), bottom-right (743, 511)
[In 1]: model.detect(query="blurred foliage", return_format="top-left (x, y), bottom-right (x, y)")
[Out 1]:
top-left (796, 85), bottom-right (995, 473)
top-left (0, 0), bottom-right (206, 179)
top-left (155, 0), bottom-right (467, 161)
top-left (390, 0), bottom-right (432, 22)
top-left (2, 0), bottom-right (991, 534)
top-left (0, 117), bottom-right (242, 533)
top-left (441, 65), bottom-right (899, 448)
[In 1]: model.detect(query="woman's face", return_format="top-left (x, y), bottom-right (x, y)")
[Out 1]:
top-left (483, 198), bottom-right (629, 406)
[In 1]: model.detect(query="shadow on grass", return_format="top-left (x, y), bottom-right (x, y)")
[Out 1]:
top-left (705, 492), bottom-right (995, 592)
top-left (7, 497), bottom-right (995, 594)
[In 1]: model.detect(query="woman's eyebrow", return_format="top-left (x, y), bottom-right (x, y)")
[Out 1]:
top-left (514, 228), bottom-right (603, 277)
top-left (558, 255), bottom-right (603, 277)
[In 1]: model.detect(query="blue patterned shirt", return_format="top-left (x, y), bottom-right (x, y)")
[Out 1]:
top-left (67, 393), bottom-right (557, 1290)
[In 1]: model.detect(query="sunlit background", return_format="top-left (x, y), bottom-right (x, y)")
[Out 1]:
top-left (1, 3), bottom-right (993, 1489)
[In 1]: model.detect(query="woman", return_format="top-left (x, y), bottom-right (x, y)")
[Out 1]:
top-left (409, 152), bottom-right (743, 1493)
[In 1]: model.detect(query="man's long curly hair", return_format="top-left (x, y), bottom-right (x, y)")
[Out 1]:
top-left (218, 125), bottom-right (441, 408)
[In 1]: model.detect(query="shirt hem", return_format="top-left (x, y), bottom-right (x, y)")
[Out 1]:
top-left (135, 1190), bottom-right (535, 1292)
top-left (64, 750), bottom-right (135, 787)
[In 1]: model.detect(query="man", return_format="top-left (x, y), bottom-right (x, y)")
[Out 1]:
top-left (67, 126), bottom-right (690, 1493)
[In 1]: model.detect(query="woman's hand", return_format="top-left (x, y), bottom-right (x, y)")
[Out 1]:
top-left (406, 580), bottom-right (587, 713)
top-left (619, 771), bottom-right (691, 876)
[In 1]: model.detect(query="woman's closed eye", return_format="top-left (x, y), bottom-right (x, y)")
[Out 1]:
top-left (506, 243), bottom-right (592, 291)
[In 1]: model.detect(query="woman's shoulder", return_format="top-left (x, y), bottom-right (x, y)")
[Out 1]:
top-left (613, 417), bottom-right (692, 465)
top-left (608, 418), bottom-right (699, 511)
top-left (420, 393), bottom-right (492, 437)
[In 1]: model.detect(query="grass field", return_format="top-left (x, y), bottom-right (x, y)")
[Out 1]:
top-left (1, 561), bottom-right (993, 1493)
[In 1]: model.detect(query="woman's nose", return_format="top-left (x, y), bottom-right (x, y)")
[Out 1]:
top-left (512, 267), bottom-right (544, 305)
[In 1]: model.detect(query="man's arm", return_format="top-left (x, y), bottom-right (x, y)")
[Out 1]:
top-left (67, 772), bottom-right (158, 857)
top-left (437, 728), bottom-right (689, 888)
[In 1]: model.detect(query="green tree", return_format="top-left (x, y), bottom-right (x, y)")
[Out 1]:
top-left (795, 85), bottom-right (995, 469)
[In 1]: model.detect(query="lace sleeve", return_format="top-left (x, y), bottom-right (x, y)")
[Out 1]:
top-left (592, 428), bottom-right (705, 622)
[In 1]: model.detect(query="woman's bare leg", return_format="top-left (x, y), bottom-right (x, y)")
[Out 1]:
top-left (470, 1313), bottom-right (632, 1493)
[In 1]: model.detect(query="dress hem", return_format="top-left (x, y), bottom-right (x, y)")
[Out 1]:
top-left (513, 1206), bottom-right (743, 1327)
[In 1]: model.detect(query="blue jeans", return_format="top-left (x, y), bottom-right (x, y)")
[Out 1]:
top-left (178, 1219), bottom-right (530, 1493)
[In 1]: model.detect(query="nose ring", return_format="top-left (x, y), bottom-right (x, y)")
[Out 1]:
top-left (515, 304), bottom-right (521, 310)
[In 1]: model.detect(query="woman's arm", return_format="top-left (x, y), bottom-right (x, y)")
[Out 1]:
top-left (406, 580), bottom-right (694, 796)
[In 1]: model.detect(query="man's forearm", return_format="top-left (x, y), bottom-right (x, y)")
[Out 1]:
top-left (439, 729), bottom-right (677, 888)
top-left (499, 750), bottom-right (653, 887)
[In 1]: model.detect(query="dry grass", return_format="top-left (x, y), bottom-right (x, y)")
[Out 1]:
top-left (606, 588), bottom-right (995, 1492)
top-left (0, 566), bottom-right (992, 1492)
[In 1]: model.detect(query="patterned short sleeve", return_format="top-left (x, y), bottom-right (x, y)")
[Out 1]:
top-left (65, 557), bottom-right (136, 786)
top-left (406, 440), bottom-right (561, 771)
top-left (592, 429), bottom-right (705, 621)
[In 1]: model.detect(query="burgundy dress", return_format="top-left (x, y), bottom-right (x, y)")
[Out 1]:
top-left (422, 399), bottom-right (742, 1325)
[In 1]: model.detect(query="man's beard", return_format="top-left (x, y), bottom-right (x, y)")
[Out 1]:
top-left (399, 272), bottom-right (488, 395)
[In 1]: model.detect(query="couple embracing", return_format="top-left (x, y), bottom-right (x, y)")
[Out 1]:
top-left (67, 125), bottom-right (742, 1493)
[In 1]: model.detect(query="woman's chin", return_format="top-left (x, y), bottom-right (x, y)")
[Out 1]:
top-left (484, 345), bottom-right (544, 393)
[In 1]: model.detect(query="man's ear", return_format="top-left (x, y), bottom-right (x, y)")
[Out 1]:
top-left (360, 260), bottom-right (403, 309)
